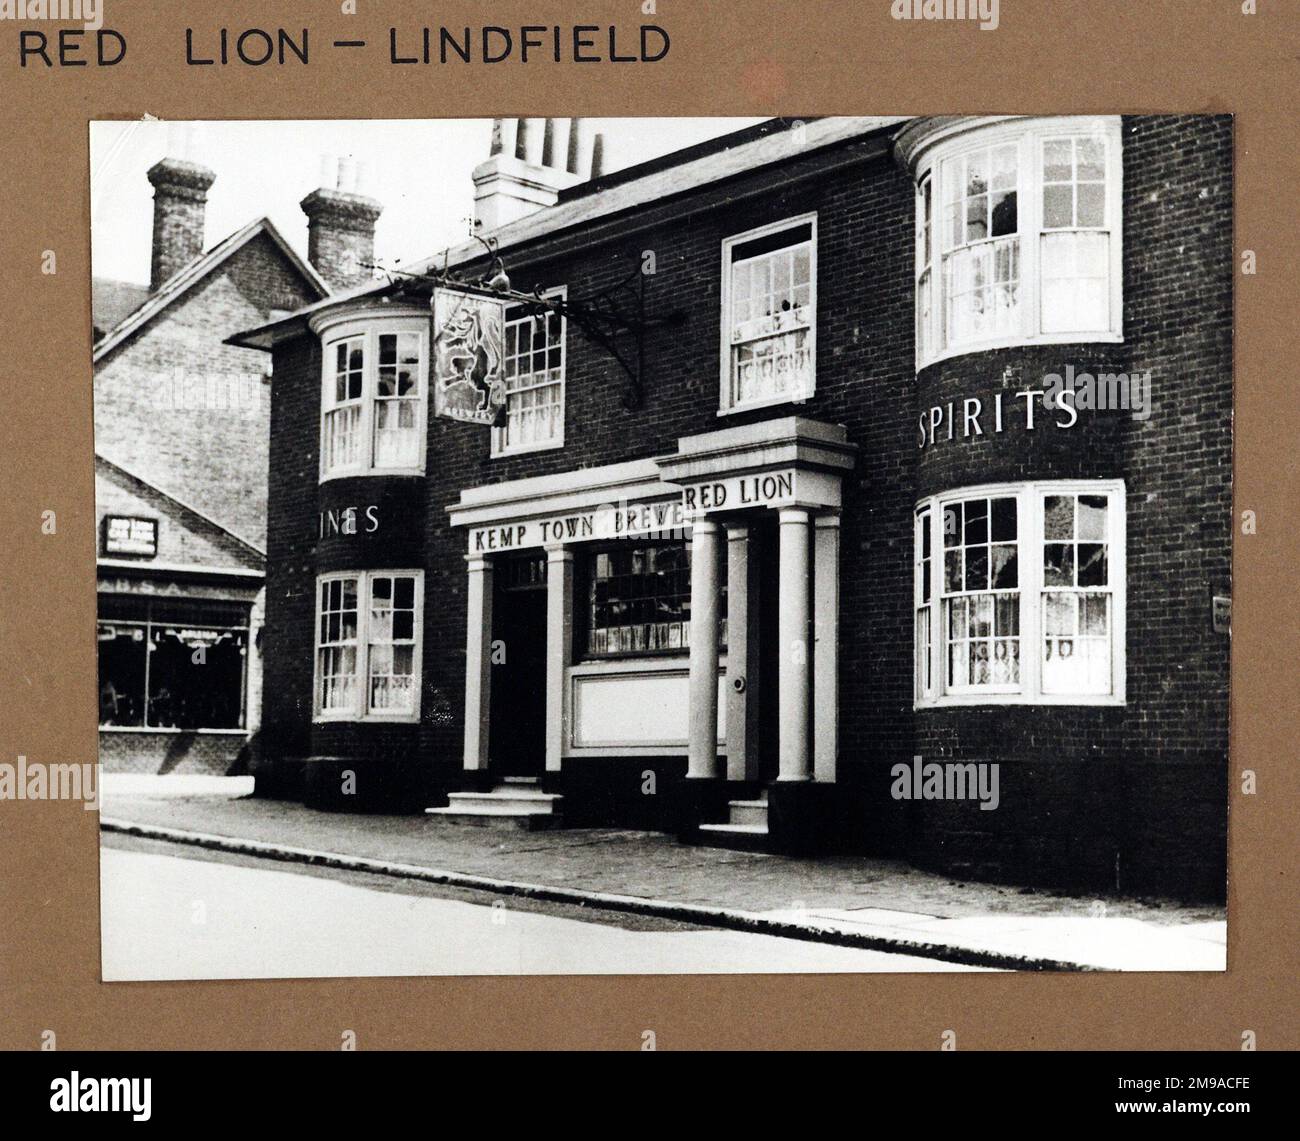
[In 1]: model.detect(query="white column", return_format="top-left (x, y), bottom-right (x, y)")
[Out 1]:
top-left (813, 512), bottom-right (840, 783)
top-left (778, 508), bottom-right (812, 782)
top-left (544, 545), bottom-right (574, 774)
top-left (687, 518), bottom-right (723, 780)
top-left (725, 523), bottom-right (758, 782)
top-left (462, 555), bottom-right (493, 772)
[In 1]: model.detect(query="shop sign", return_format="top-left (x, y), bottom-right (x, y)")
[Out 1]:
top-left (679, 469), bottom-right (796, 513)
top-left (102, 515), bottom-right (158, 557)
top-left (470, 498), bottom-right (687, 553)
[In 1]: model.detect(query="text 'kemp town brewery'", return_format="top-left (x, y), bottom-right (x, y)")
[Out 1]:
top-left (228, 116), bottom-right (1232, 901)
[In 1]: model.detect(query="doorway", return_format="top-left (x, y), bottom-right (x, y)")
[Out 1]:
top-left (488, 553), bottom-right (549, 777)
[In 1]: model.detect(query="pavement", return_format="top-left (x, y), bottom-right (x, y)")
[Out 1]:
top-left (98, 778), bottom-right (1227, 973)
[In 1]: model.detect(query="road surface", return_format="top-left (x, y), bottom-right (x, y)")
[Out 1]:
top-left (99, 836), bottom-right (983, 979)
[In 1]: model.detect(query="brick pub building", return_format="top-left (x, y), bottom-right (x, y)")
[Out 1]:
top-left (234, 116), bottom-right (1232, 900)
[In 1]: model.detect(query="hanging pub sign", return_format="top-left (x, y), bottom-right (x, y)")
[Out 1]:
top-left (432, 287), bottom-right (509, 426)
top-left (102, 515), bottom-right (158, 558)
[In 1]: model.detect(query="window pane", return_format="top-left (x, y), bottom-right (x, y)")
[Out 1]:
top-left (963, 499), bottom-right (988, 544)
top-left (1043, 495), bottom-right (1074, 539)
top-left (1044, 543), bottom-right (1075, 586)
top-left (1077, 494), bottom-right (1108, 540)
top-left (964, 546), bottom-right (988, 591)
top-left (1077, 543), bottom-right (1108, 586)
top-left (991, 497), bottom-right (1017, 541)
top-left (1077, 182), bottom-right (1105, 227)
top-left (1076, 137), bottom-right (1106, 181)
top-left (1043, 183), bottom-right (1073, 229)
top-left (991, 544), bottom-right (1018, 588)
top-left (1043, 139), bottom-right (1073, 183)
top-left (944, 550), bottom-right (962, 593)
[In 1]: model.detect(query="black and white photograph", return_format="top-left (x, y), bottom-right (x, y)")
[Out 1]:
top-left (90, 113), bottom-right (1232, 979)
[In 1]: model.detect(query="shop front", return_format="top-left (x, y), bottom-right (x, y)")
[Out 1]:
top-left (440, 417), bottom-right (856, 847)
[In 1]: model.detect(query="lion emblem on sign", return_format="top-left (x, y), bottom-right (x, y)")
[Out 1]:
top-left (433, 290), bottom-right (508, 425)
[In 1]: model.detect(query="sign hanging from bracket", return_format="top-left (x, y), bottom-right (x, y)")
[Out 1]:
top-left (432, 287), bottom-right (509, 426)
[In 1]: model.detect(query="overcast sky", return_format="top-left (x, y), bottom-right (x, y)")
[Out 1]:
top-left (89, 118), bottom-right (765, 285)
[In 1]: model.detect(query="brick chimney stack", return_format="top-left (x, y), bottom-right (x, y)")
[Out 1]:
top-left (300, 156), bottom-right (384, 291)
top-left (147, 156), bottom-right (217, 291)
top-left (473, 117), bottom-right (590, 232)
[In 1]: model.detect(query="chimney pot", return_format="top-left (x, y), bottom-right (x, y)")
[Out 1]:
top-left (590, 132), bottom-right (607, 179)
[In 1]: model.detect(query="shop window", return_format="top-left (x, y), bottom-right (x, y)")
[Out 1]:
top-left (914, 480), bottom-right (1124, 705)
top-left (913, 117), bottom-right (1121, 366)
top-left (720, 214), bottom-right (817, 413)
top-left (492, 289), bottom-right (565, 456)
top-left (320, 318), bottom-right (426, 479)
top-left (97, 597), bottom-right (250, 730)
top-left (314, 571), bottom-right (422, 721)
top-left (581, 541), bottom-right (726, 658)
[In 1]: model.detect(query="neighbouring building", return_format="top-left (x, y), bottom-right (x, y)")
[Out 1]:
top-left (92, 147), bottom-right (389, 774)
top-left (232, 115), bottom-right (1232, 900)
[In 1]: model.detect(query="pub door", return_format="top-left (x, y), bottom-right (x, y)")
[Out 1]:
top-left (488, 553), bottom-right (549, 777)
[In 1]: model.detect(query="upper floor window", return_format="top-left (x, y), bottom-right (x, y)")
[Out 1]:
top-left (914, 117), bottom-right (1122, 367)
top-left (315, 570), bottom-right (423, 722)
top-left (319, 316), bottom-right (427, 479)
top-left (720, 214), bottom-right (817, 413)
top-left (492, 289), bottom-right (566, 456)
top-left (914, 480), bottom-right (1125, 706)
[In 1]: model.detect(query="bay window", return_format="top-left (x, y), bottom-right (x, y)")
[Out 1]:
top-left (720, 214), bottom-right (817, 412)
top-left (914, 481), bottom-right (1124, 705)
top-left (914, 117), bottom-right (1122, 365)
top-left (315, 570), bottom-right (423, 721)
top-left (319, 316), bottom-right (427, 479)
top-left (492, 289), bottom-right (566, 455)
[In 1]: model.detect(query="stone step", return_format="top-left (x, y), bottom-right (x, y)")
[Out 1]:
top-left (436, 789), bottom-right (561, 814)
top-left (425, 785), bottom-right (563, 830)
top-left (695, 820), bottom-right (770, 852)
top-left (726, 798), bottom-right (770, 828)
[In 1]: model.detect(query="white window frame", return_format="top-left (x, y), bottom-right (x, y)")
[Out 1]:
top-left (718, 212), bottom-right (818, 415)
top-left (491, 286), bottom-right (567, 457)
top-left (914, 479), bottom-right (1125, 707)
top-left (318, 314), bottom-right (429, 481)
top-left (313, 569), bottom-right (424, 723)
top-left (914, 117), bottom-right (1123, 369)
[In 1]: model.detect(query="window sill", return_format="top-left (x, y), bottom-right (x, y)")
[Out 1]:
top-left (491, 438), bottom-right (565, 459)
top-left (717, 390), bottom-right (816, 418)
top-left (914, 693), bottom-right (1125, 709)
top-left (312, 713), bottom-right (421, 725)
top-left (319, 467), bottom-right (426, 484)
top-left (917, 330), bottom-right (1123, 372)
top-left (98, 726), bottom-right (249, 735)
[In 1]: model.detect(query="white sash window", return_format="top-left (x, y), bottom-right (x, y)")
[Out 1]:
top-left (915, 481), bottom-right (1125, 706)
top-left (319, 316), bottom-right (428, 479)
top-left (315, 571), bottom-right (423, 721)
top-left (720, 214), bottom-right (817, 413)
top-left (914, 117), bottom-right (1122, 366)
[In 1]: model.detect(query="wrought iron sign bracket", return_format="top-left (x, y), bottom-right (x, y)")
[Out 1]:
top-left (371, 243), bottom-right (685, 411)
